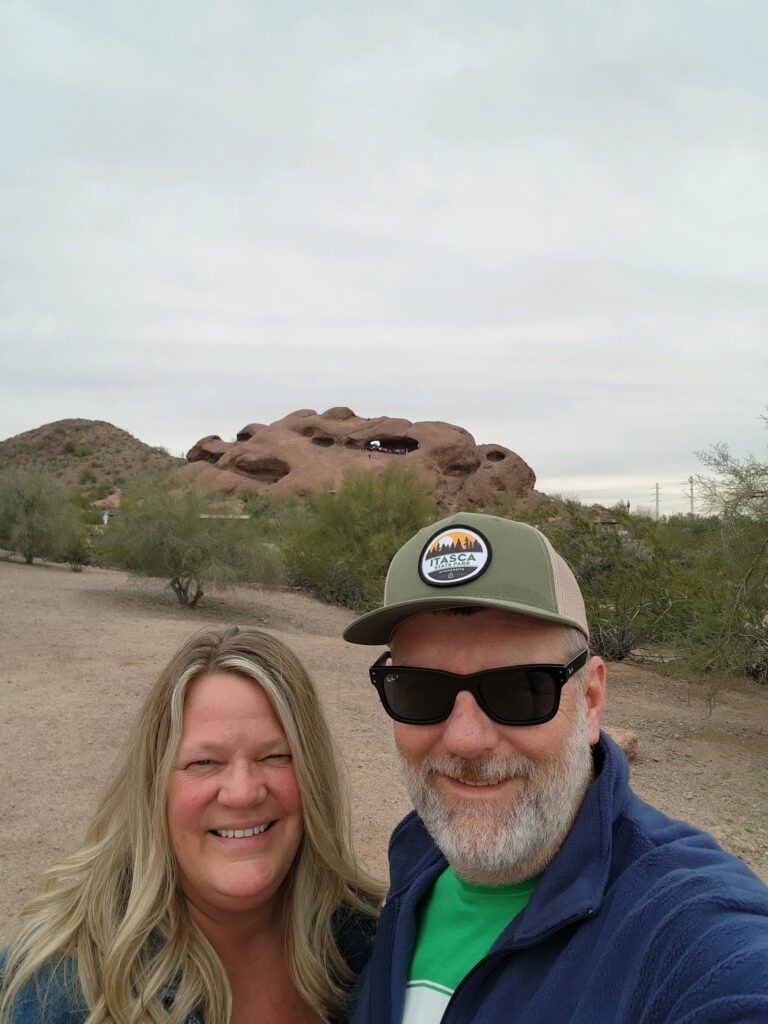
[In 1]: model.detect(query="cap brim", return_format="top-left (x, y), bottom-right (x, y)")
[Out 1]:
top-left (343, 595), bottom-right (587, 645)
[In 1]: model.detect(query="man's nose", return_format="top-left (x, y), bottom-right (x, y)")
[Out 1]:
top-left (217, 764), bottom-right (268, 807)
top-left (441, 690), bottom-right (498, 758)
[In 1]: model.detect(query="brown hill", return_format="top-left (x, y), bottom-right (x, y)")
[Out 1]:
top-left (0, 419), bottom-right (182, 501)
top-left (181, 407), bottom-right (542, 510)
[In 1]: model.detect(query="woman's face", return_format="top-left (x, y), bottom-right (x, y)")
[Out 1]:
top-left (167, 671), bottom-right (304, 923)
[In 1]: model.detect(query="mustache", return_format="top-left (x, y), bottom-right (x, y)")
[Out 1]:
top-left (415, 753), bottom-right (537, 786)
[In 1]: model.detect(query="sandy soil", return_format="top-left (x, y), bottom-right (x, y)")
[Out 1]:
top-left (2, 559), bottom-right (767, 936)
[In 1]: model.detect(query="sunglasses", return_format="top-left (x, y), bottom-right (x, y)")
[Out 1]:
top-left (369, 649), bottom-right (589, 726)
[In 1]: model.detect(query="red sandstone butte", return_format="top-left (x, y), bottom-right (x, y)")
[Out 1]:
top-left (180, 408), bottom-right (539, 510)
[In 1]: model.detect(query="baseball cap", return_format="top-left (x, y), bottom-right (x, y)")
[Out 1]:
top-left (343, 512), bottom-right (588, 645)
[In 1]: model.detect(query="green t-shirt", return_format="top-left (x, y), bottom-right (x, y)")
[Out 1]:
top-left (403, 867), bottom-right (539, 1024)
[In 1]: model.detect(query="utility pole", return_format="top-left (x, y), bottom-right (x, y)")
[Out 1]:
top-left (655, 483), bottom-right (660, 520)
top-left (688, 476), bottom-right (695, 515)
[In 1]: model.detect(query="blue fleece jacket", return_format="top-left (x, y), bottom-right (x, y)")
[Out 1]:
top-left (350, 732), bottom-right (768, 1024)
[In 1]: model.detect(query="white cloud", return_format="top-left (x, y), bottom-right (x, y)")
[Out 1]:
top-left (1, 0), bottom-right (766, 513)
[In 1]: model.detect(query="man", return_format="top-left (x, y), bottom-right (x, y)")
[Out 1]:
top-left (343, 512), bottom-right (768, 1024)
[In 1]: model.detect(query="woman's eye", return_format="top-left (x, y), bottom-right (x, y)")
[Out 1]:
top-left (187, 759), bottom-right (213, 768)
top-left (265, 753), bottom-right (292, 764)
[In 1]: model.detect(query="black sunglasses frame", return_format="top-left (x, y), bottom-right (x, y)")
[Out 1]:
top-left (369, 649), bottom-right (589, 727)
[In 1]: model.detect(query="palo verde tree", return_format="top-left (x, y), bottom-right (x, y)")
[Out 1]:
top-left (96, 478), bottom-right (282, 607)
top-left (694, 427), bottom-right (768, 682)
top-left (537, 503), bottom-right (689, 660)
top-left (283, 462), bottom-right (436, 610)
top-left (0, 468), bottom-right (80, 564)
top-left (492, 495), bottom-right (693, 661)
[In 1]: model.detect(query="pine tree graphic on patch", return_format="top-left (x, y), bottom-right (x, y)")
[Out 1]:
top-left (421, 528), bottom-right (489, 585)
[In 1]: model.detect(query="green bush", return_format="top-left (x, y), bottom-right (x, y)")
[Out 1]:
top-left (690, 436), bottom-right (768, 682)
top-left (491, 498), bottom-right (694, 661)
top-left (0, 469), bottom-right (80, 564)
top-left (96, 478), bottom-right (282, 607)
top-left (283, 463), bottom-right (436, 610)
top-left (540, 507), bottom-right (688, 660)
top-left (241, 491), bottom-right (275, 520)
top-left (63, 531), bottom-right (92, 571)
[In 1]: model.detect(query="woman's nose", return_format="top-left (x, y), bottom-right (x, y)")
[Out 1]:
top-left (217, 764), bottom-right (268, 806)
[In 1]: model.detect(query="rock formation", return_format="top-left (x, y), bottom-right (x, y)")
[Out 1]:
top-left (180, 407), bottom-right (540, 510)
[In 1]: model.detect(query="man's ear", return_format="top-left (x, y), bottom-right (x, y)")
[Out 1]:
top-left (583, 656), bottom-right (606, 744)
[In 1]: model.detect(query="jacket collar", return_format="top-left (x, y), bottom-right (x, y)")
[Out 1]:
top-left (386, 731), bottom-right (630, 943)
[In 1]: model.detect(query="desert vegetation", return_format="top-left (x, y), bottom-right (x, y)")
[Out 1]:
top-left (0, 418), bottom-right (181, 500)
top-left (1, 420), bottom-right (766, 686)
top-left (0, 469), bottom-right (83, 565)
top-left (96, 479), bottom-right (282, 606)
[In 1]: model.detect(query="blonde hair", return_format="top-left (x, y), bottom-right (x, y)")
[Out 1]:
top-left (0, 627), bottom-right (382, 1024)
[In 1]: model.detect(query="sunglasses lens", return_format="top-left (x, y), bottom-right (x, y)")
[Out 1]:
top-left (481, 668), bottom-right (558, 724)
top-left (373, 662), bottom-right (566, 725)
top-left (382, 670), bottom-right (454, 723)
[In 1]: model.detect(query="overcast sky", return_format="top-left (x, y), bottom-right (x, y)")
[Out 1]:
top-left (2, 1), bottom-right (766, 515)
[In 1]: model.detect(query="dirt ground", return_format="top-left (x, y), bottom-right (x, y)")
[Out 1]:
top-left (2, 559), bottom-right (767, 937)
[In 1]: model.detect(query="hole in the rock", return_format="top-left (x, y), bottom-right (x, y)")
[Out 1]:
top-left (236, 430), bottom-right (253, 441)
top-left (311, 436), bottom-right (335, 447)
top-left (444, 463), bottom-right (470, 477)
top-left (486, 450), bottom-right (506, 462)
top-left (363, 436), bottom-right (419, 454)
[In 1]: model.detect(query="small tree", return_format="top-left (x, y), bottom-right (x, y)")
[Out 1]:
top-left (96, 479), bottom-right (282, 607)
top-left (695, 431), bottom-right (768, 682)
top-left (0, 469), bottom-right (79, 564)
top-left (539, 505), bottom-right (687, 660)
top-left (494, 498), bottom-right (690, 661)
top-left (284, 463), bottom-right (436, 610)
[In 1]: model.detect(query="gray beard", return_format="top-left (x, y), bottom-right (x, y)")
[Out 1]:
top-left (397, 701), bottom-right (594, 885)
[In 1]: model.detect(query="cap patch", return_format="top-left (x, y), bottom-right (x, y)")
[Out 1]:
top-left (419, 526), bottom-right (491, 587)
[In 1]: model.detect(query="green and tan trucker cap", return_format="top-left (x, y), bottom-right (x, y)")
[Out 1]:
top-left (343, 512), bottom-right (588, 645)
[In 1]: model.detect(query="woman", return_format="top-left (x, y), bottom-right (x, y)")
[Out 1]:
top-left (0, 627), bottom-right (382, 1024)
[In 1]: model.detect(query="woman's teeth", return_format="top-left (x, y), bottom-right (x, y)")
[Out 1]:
top-left (213, 823), bottom-right (271, 838)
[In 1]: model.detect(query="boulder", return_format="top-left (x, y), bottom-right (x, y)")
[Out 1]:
top-left (604, 724), bottom-right (638, 761)
top-left (179, 408), bottom-right (538, 510)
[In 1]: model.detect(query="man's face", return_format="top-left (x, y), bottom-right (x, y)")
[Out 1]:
top-left (389, 609), bottom-right (605, 884)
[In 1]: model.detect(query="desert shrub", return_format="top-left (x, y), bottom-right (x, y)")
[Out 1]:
top-left (283, 463), bottom-right (436, 610)
top-left (68, 487), bottom-right (103, 526)
top-left (63, 531), bottom-right (91, 571)
top-left (90, 479), bottom-right (116, 500)
top-left (241, 490), bottom-right (275, 519)
top-left (0, 469), bottom-right (80, 564)
top-left (96, 478), bottom-right (282, 607)
top-left (690, 436), bottom-right (768, 682)
top-left (493, 499), bottom-right (691, 661)
top-left (543, 507), bottom-right (689, 660)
